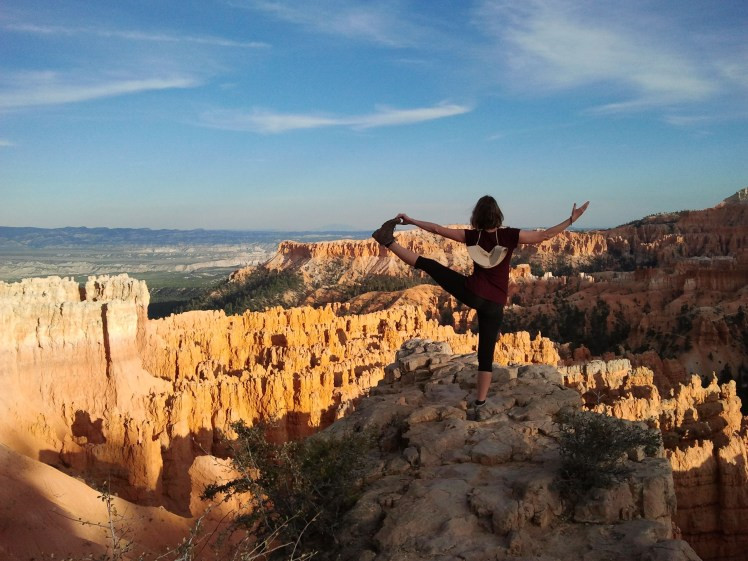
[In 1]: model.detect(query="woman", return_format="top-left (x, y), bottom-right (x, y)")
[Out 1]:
top-left (372, 195), bottom-right (589, 414)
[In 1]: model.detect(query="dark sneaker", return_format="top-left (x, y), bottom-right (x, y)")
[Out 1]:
top-left (468, 399), bottom-right (486, 421)
top-left (372, 218), bottom-right (400, 246)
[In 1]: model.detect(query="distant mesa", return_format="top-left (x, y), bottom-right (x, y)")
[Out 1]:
top-left (718, 187), bottom-right (748, 206)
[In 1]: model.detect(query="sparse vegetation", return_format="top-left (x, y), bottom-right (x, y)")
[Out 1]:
top-left (50, 479), bottom-right (208, 561)
top-left (514, 251), bottom-right (637, 277)
top-left (338, 273), bottom-right (434, 299)
top-left (202, 421), bottom-right (373, 561)
top-left (502, 295), bottom-right (631, 356)
top-left (554, 408), bottom-right (661, 504)
top-left (55, 422), bottom-right (373, 561)
top-left (178, 269), bottom-right (306, 316)
top-left (676, 304), bottom-right (693, 333)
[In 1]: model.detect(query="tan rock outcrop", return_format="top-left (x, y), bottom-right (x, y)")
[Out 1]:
top-left (228, 191), bottom-right (747, 391)
top-left (604, 192), bottom-right (748, 267)
top-left (232, 190), bottom-right (746, 291)
top-left (514, 189), bottom-right (748, 269)
top-left (560, 358), bottom-right (748, 561)
top-left (324, 340), bottom-right (699, 561)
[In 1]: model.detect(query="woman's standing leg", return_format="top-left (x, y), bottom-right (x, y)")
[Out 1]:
top-left (475, 305), bottom-right (504, 402)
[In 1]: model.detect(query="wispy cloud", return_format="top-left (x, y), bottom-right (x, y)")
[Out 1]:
top-left (663, 110), bottom-right (748, 127)
top-left (718, 59), bottom-right (748, 89)
top-left (662, 115), bottom-right (712, 127)
top-left (475, 0), bottom-right (725, 113)
top-left (200, 102), bottom-right (472, 133)
top-left (0, 139), bottom-right (15, 147)
top-left (0, 72), bottom-right (198, 110)
top-left (237, 0), bottom-right (423, 47)
top-left (5, 22), bottom-right (268, 49)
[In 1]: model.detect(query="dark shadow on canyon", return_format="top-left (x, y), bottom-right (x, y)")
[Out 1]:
top-left (38, 406), bottom-right (336, 518)
top-left (0, 450), bottom-right (90, 560)
top-left (670, 444), bottom-right (748, 561)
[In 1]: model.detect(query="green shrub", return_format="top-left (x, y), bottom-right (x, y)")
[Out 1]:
top-left (203, 421), bottom-right (373, 560)
top-left (178, 269), bottom-right (305, 315)
top-left (338, 273), bottom-right (434, 300)
top-left (554, 409), bottom-right (660, 502)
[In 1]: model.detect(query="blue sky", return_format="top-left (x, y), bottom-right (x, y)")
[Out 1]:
top-left (1, 1), bottom-right (746, 230)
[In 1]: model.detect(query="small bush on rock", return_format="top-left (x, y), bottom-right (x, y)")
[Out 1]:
top-left (203, 421), bottom-right (373, 560)
top-left (554, 408), bottom-right (660, 502)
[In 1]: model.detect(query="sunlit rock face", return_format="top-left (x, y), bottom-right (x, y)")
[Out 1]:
top-left (515, 189), bottom-right (748, 269)
top-left (262, 228), bottom-right (475, 285)
top-left (561, 358), bottom-right (748, 561)
top-left (0, 274), bottom-right (558, 516)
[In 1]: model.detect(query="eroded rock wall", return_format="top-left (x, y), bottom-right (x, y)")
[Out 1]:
top-left (561, 358), bottom-right (748, 561)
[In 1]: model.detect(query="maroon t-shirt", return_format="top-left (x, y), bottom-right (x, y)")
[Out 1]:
top-left (463, 227), bottom-right (520, 305)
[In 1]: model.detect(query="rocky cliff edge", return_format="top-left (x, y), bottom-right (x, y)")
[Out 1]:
top-left (324, 339), bottom-right (701, 561)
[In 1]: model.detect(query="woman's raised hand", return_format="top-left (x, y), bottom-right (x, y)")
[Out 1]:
top-left (396, 213), bottom-right (413, 225)
top-left (571, 201), bottom-right (590, 223)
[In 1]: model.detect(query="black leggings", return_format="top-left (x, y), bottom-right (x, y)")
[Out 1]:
top-left (415, 257), bottom-right (504, 372)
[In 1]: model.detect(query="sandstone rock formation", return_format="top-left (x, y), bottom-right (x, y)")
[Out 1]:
top-left (0, 275), bottom-right (558, 530)
top-left (3, 190), bottom-right (745, 558)
top-left (322, 340), bottom-right (700, 561)
top-left (326, 251), bottom-right (747, 398)
top-left (506, 256), bottom-right (748, 382)
top-left (260, 227), bottom-right (474, 287)
top-left (561, 358), bottom-right (748, 561)
top-left (513, 189), bottom-right (748, 269)
top-left (604, 189), bottom-right (748, 267)
top-left (237, 190), bottom-right (746, 292)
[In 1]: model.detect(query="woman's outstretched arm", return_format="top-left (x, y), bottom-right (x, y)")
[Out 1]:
top-left (396, 213), bottom-right (466, 243)
top-left (518, 202), bottom-right (590, 245)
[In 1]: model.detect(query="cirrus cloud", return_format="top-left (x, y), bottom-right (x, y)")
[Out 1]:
top-left (474, 0), bottom-right (730, 113)
top-left (5, 22), bottom-right (268, 49)
top-left (200, 102), bottom-right (472, 133)
top-left (0, 71), bottom-right (199, 110)
top-left (232, 0), bottom-right (441, 48)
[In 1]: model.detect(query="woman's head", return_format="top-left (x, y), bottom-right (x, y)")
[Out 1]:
top-left (470, 195), bottom-right (503, 230)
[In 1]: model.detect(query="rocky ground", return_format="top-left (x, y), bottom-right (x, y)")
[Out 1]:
top-left (324, 339), bottom-right (702, 561)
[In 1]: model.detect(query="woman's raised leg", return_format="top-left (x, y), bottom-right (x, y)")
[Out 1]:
top-left (386, 241), bottom-right (418, 267)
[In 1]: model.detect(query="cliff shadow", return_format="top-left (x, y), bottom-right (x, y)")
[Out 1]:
top-left (39, 416), bottom-right (219, 517)
top-left (670, 441), bottom-right (748, 561)
top-left (38, 408), bottom-right (334, 518)
top-left (8, 441), bottom-right (196, 560)
top-left (0, 445), bottom-right (96, 561)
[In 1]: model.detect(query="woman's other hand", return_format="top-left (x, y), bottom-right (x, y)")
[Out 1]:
top-left (571, 201), bottom-right (589, 223)
top-left (396, 213), bottom-right (413, 225)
